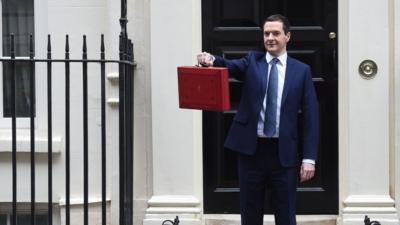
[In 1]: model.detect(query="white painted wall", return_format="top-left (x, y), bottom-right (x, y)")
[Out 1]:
top-left (127, 0), bottom-right (152, 225)
top-left (339, 0), bottom-right (399, 224)
top-left (394, 0), bottom-right (400, 219)
top-left (144, 0), bottom-right (203, 225)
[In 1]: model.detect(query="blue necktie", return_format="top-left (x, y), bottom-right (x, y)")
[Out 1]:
top-left (264, 58), bottom-right (279, 137)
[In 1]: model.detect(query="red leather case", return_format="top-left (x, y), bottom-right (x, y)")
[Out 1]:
top-left (177, 66), bottom-right (230, 112)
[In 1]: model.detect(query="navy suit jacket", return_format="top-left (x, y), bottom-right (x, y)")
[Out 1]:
top-left (214, 51), bottom-right (319, 167)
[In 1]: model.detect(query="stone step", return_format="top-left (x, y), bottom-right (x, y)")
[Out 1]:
top-left (205, 214), bottom-right (338, 225)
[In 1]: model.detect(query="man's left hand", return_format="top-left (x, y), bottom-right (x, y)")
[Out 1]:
top-left (300, 163), bottom-right (315, 183)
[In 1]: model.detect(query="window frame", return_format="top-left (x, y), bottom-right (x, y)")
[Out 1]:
top-left (0, 0), bottom-right (36, 128)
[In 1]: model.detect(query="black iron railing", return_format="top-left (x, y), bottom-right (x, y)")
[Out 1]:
top-left (1, 32), bottom-right (134, 225)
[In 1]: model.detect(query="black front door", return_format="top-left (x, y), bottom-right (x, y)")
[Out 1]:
top-left (202, 0), bottom-right (338, 214)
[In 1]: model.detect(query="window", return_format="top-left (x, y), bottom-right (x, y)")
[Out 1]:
top-left (0, 214), bottom-right (48, 225)
top-left (0, 203), bottom-right (49, 225)
top-left (1, 0), bottom-right (35, 118)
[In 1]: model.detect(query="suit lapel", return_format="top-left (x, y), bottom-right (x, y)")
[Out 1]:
top-left (281, 56), bottom-right (294, 106)
top-left (257, 54), bottom-right (268, 96)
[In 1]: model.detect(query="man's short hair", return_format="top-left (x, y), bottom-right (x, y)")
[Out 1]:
top-left (262, 14), bottom-right (291, 34)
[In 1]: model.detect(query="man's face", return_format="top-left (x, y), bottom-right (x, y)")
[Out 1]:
top-left (263, 21), bottom-right (291, 57)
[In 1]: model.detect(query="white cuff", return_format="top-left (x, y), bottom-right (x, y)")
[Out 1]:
top-left (302, 159), bottom-right (315, 165)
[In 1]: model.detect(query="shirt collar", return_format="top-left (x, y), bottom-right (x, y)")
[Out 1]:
top-left (266, 52), bottom-right (287, 65)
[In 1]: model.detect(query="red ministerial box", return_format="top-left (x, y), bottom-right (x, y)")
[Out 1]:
top-left (177, 66), bottom-right (230, 112)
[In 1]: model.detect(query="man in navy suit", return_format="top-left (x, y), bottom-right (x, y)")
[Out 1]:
top-left (198, 14), bottom-right (319, 225)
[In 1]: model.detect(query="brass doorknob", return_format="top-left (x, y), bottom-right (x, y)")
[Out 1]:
top-left (329, 32), bottom-right (336, 39)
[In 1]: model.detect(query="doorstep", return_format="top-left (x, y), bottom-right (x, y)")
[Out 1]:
top-left (204, 214), bottom-right (338, 225)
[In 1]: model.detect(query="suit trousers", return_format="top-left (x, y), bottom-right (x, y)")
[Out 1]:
top-left (237, 138), bottom-right (298, 225)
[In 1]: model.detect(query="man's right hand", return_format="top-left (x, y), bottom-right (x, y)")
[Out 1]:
top-left (197, 52), bottom-right (214, 67)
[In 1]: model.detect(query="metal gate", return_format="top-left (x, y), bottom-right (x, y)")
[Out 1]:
top-left (0, 1), bottom-right (135, 225)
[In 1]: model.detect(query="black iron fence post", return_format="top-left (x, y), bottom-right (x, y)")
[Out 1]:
top-left (11, 33), bottom-right (17, 225)
top-left (119, 0), bottom-right (134, 224)
top-left (65, 34), bottom-right (71, 225)
top-left (82, 35), bottom-right (89, 225)
top-left (120, 0), bottom-right (127, 37)
top-left (29, 33), bottom-right (36, 225)
top-left (100, 34), bottom-right (107, 225)
top-left (118, 33), bottom-right (126, 225)
top-left (46, 34), bottom-right (53, 225)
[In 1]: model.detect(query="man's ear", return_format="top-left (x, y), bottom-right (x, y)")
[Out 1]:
top-left (286, 31), bottom-right (291, 43)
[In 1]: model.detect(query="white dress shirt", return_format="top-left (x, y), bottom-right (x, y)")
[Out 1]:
top-left (257, 52), bottom-right (315, 165)
top-left (257, 52), bottom-right (286, 138)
